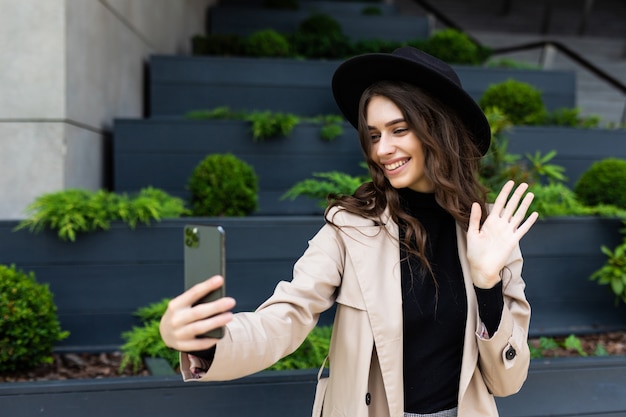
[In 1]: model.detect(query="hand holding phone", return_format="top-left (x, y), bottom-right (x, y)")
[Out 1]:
top-left (184, 224), bottom-right (226, 339)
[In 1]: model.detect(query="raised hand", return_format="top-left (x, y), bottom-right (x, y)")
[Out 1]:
top-left (466, 181), bottom-right (539, 289)
top-left (159, 275), bottom-right (236, 352)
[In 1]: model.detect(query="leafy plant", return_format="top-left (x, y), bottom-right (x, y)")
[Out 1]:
top-left (267, 325), bottom-right (332, 370)
top-left (362, 6), bottom-right (382, 15)
top-left (244, 29), bottom-right (291, 58)
top-left (574, 158), bottom-right (626, 209)
top-left (527, 182), bottom-right (594, 217)
top-left (0, 264), bottom-right (69, 373)
top-left (290, 13), bottom-right (352, 58)
top-left (188, 153), bottom-right (259, 216)
top-left (16, 187), bottom-right (189, 242)
top-left (591, 238), bottom-right (626, 305)
top-left (186, 106), bottom-right (245, 121)
top-left (529, 334), bottom-right (599, 359)
top-left (524, 150), bottom-right (567, 184)
top-left (479, 79), bottom-right (547, 126)
top-left (120, 298), bottom-right (179, 373)
top-left (282, 167), bottom-right (370, 208)
top-left (186, 106), bottom-right (344, 141)
top-left (410, 28), bottom-right (492, 65)
top-left (308, 114), bottom-right (344, 141)
top-left (246, 110), bottom-right (300, 141)
top-left (544, 107), bottom-right (601, 128)
top-left (191, 33), bottom-right (245, 56)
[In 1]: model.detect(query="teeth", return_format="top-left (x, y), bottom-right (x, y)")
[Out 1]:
top-left (385, 160), bottom-right (408, 171)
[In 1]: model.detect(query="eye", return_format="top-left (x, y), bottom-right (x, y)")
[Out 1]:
top-left (369, 132), bottom-right (381, 142)
top-left (394, 127), bottom-right (409, 135)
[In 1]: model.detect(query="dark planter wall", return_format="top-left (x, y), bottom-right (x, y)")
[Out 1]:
top-left (217, 0), bottom-right (401, 14)
top-left (0, 217), bottom-right (325, 351)
top-left (207, 7), bottom-right (430, 41)
top-left (507, 126), bottom-right (626, 188)
top-left (2, 358), bottom-right (626, 417)
top-left (113, 119), bottom-right (364, 216)
top-left (1, 216), bottom-right (625, 351)
top-left (519, 217), bottom-right (626, 336)
top-left (148, 55), bottom-right (576, 117)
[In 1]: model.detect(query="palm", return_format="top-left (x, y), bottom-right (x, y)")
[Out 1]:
top-left (467, 181), bottom-right (538, 288)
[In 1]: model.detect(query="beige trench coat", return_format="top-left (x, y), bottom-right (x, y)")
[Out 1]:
top-left (181, 207), bottom-right (531, 416)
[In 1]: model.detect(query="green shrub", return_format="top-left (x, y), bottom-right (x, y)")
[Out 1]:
top-left (263, 0), bottom-right (299, 9)
top-left (350, 38), bottom-right (401, 55)
top-left (290, 13), bottom-right (352, 58)
top-left (297, 13), bottom-right (342, 36)
top-left (479, 79), bottom-right (547, 126)
top-left (574, 158), bottom-right (626, 209)
top-left (16, 187), bottom-right (189, 242)
top-left (543, 107), bottom-right (601, 128)
top-left (120, 299), bottom-right (179, 373)
top-left (361, 6), bottom-right (382, 15)
top-left (267, 325), bottom-right (332, 370)
top-left (191, 34), bottom-right (246, 56)
top-left (0, 264), bottom-right (69, 373)
top-left (411, 29), bottom-right (491, 65)
top-left (244, 29), bottom-right (291, 57)
top-left (290, 31), bottom-right (352, 59)
top-left (188, 153), bottom-right (259, 216)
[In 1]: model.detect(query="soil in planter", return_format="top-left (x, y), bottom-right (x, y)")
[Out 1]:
top-left (2, 332), bottom-right (625, 382)
top-left (0, 352), bottom-right (150, 383)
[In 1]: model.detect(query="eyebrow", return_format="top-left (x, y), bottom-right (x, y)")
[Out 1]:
top-left (367, 118), bottom-right (406, 130)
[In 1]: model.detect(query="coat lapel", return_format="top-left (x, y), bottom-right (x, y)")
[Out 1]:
top-left (455, 223), bottom-right (480, 405)
top-left (340, 210), bottom-right (404, 416)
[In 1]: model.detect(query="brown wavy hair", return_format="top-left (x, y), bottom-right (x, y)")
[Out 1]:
top-left (327, 80), bottom-right (489, 271)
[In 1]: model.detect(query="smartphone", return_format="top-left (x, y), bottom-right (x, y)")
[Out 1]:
top-left (183, 224), bottom-right (226, 339)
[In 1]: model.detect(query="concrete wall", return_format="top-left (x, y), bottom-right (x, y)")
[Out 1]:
top-left (0, 0), bottom-right (215, 219)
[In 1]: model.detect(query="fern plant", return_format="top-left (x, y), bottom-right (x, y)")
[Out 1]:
top-left (119, 299), bottom-right (179, 373)
top-left (282, 167), bottom-right (370, 208)
top-left (16, 187), bottom-right (189, 242)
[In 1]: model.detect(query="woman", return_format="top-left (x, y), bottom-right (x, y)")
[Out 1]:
top-left (160, 46), bottom-right (538, 417)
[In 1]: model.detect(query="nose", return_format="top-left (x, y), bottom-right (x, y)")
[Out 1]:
top-left (376, 133), bottom-right (395, 156)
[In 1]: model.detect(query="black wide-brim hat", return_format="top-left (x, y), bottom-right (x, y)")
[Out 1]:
top-left (331, 46), bottom-right (491, 156)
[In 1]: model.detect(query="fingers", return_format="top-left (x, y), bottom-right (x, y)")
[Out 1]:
top-left (491, 180), bottom-right (515, 214)
top-left (159, 275), bottom-right (236, 351)
top-left (468, 202), bottom-right (482, 233)
top-left (169, 275), bottom-right (225, 310)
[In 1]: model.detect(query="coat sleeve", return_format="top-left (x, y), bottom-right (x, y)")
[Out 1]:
top-left (181, 222), bottom-right (345, 382)
top-left (475, 243), bottom-right (531, 397)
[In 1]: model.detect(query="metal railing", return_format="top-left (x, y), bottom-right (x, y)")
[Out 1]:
top-left (411, 0), bottom-right (626, 124)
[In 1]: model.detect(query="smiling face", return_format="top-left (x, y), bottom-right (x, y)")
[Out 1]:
top-left (366, 95), bottom-right (435, 193)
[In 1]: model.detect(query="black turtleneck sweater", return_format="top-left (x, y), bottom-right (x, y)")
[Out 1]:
top-left (398, 188), bottom-right (503, 414)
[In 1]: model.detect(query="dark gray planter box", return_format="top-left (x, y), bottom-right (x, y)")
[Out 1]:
top-left (217, 0), bottom-right (400, 15)
top-left (113, 119), bottom-right (364, 216)
top-left (507, 126), bottom-right (626, 188)
top-left (207, 7), bottom-right (430, 41)
top-left (2, 215), bottom-right (625, 352)
top-left (519, 216), bottom-right (626, 336)
top-left (1, 357), bottom-right (625, 417)
top-left (148, 55), bottom-right (576, 117)
top-left (0, 217), bottom-right (325, 352)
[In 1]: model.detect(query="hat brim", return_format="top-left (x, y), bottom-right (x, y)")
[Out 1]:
top-left (331, 53), bottom-right (491, 156)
